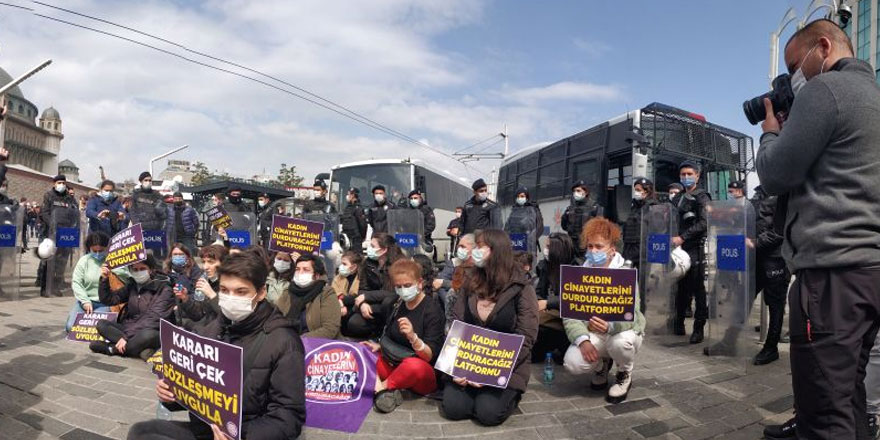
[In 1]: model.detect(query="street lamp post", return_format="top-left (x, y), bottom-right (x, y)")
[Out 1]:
top-left (0, 59), bottom-right (52, 152)
top-left (149, 144), bottom-right (189, 178)
top-left (800, 0), bottom-right (840, 29)
top-left (769, 8), bottom-right (798, 84)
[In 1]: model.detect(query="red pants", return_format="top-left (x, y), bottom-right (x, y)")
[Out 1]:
top-left (377, 356), bottom-right (437, 395)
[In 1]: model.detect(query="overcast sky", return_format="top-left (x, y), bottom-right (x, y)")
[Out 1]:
top-left (0, 0), bottom-right (815, 187)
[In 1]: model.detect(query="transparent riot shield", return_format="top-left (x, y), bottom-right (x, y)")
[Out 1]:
top-left (303, 212), bottom-right (340, 275)
top-left (504, 206), bottom-right (538, 256)
top-left (131, 197), bottom-right (168, 258)
top-left (705, 199), bottom-right (756, 371)
top-left (45, 205), bottom-right (81, 297)
top-left (387, 209), bottom-right (426, 257)
top-left (0, 204), bottom-right (23, 300)
top-left (640, 203), bottom-right (680, 345)
top-left (226, 212), bottom-right (258, 248)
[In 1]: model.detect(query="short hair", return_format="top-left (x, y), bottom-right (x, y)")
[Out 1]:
top-left (786, 18), bottom-right (854, 55)
top-left (84, 231), bottom-right (110, 250)
top-left (389, 258), bottom-right (422, 283)
top-left (218, 252), bottom-right (269, 290)
top-left (199, 244), bottom-right (229, 262)
top-left (459, 233), bottom-right (476, 247)
top-left (296, 253), bottom-right (326, 277)
top-left (99, 180), bottom-right (115, 190)
top-left (245, 245), bottom-right (272, 270)
top-left (513, 251), bottom-right (534, 268)
top-left (581, 217), bottom-right (622, 249)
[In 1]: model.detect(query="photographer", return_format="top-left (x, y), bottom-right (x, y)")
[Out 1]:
top-left (756, 19), bottom-right (880, 439)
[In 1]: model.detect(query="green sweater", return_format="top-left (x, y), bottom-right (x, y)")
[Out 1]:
top-left (71, 254), bottom-right (130, 305)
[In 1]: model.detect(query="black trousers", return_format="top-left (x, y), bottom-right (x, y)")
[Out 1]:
top-left (127, 419), bottom-right (211, 440)
top-left (675, 249), bottom-right (707, 322)
top-left (757, 258), bottom-right (790, 348)
top-left (441, 384), bottom-right (521, 426)
top-left (790, 267), bottom-right (880, 439)
top-left (531, 326), bottom-right (569, 363)
top-left (93, 320), bottom-right (160, 358)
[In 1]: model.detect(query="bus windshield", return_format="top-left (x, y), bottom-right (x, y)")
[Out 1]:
top-left (331, 163), bottom-right (411, 210)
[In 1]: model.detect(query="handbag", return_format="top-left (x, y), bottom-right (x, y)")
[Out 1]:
top-left (378, 300), bottom-right (417, 367)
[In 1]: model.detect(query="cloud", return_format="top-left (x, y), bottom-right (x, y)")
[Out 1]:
top-left (503, 81), bottom-right (623, 104)
top-left (572, 38), bottom-right (611, 57)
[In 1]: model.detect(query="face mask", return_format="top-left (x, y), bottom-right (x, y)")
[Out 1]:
top-left (586, 250), bottom-right (608, 267)
top-left (680, 177), bottom-right (696, 188)
top-left (573, 192), bottom-right (586, 202)
top-left (258, 200), bottom-right (267, 208)
top-left (477, 192), bottom-right (488, 202)
top-left (409, 199), bottom-right (420, 208)
top-left (471, 247), bottom-right (489, 268)
top-left (171, 255), bottom-right (187, 267)
top-left (274, 259), bottom-right (291, 273)
top-left (293, 273), bottom-right (314, 288)
top-left (218, 292), bottom-right (257, 322)
top-left (455, 247), bottom-right (469, 261)
top-left (543, 247), bottom-right (550, 258)
top-left (374, 194), bottom-right (385, 204)
top-left (516, 197), bottom-right (527, 206)
top-left (90, 251), bottom-right (107, 262)
top-left (396, 285), bottom-right (420, 302)
top-left (366, 246), bottom-right (383, 260)
top-left (455, 212), bottom-right (462, 219)
top-left (339, 264), bottom-right (353, 277)
top-left (174, 200), bottom-right (184, 207)
top-left (131, 268), bottom-right (150, 285)
top-left (55, 183), bottom-right (66, 193)
top-left (791, 43), bottom-right (822, 96)
top-left (142, 182), bottom-right (152, 191)
top-left (100, 191), bottom-right (113, 201)
top-left (633, 191), bottom-right (645, 201)
top-left (229, 195), bottom-right (241, 203)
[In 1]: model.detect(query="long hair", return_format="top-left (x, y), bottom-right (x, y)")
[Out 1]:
top-left (270, 251), bottom-right (294, 281)
top-left (464, 229), bottom-right (519, 300)
top-left (370, 232), bottom-right (405, 267)
top-left (546, 232), bottom-right (575, 289)
top-left (165, 243), bottom-right (195, 274)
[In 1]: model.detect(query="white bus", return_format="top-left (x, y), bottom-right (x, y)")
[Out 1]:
top-left (325, 159), bottom-right (472, 260)
top-left (495, 102), bottom-right (754, 231)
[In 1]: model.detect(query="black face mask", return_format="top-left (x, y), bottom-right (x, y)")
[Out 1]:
top-left (229, 196), bottom-right (241, 204)
top-left (174, 201), bottom-right (184, 207)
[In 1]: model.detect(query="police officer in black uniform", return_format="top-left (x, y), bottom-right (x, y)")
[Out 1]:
top-left (671, 160), bottom-right (711, 343)
top-left (341, 187), bottom-right (367, 253)
top-left (561, 180), bottom-right (602, 256)
top-left (38, 174), bottom-right (78, 297)
top-left (750, 185), bottom-right (789, 365)
top-left (130, 172), bottom-right (167, 231)
top-left (303, 179), bottom-right (336, 215)
top-left (256, 193), bottom-right (273, 248)
top-left (405, 190), bottom-right (436, 245)
top-left (460, 178), bottom-right (501, 235)
top-left (224, 184), bottom-right (254, 213)
top-left (366, 184), bottom-right (395, 234)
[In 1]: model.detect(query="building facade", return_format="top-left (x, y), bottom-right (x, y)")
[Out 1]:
top-left (1, 66), bottom-right (65, 175)
top-left (157, 159), bottom-right (195, 185)
top-left (840, 0), bottom-right (880, 80)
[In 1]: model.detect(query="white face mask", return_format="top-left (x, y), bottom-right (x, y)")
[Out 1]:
top-left (366, 246), bottom-right (383, 260)
top-left (477, 192), bottom-right (488, 202)
top-left (142, 182), bottom-right (152, 191)
top-left (218, 292), bottom-right (257, 322)
top-left (273, 259), bottom-right (291, 273)
top-left (131, 268), bottom-right (150, 285)
top-left (338, 264), bottom-right (353, 277)
top-left (374, 194), bottom-right (385, 203)
top-left (396, 285), bottom-right (420, 302)
top-left (543, 247), bottom-right (550, 258)
top-left (55, 183), bottom-right (67, 193)
top-left (471, 247), bottom-right (490, 268)
top-left (455, 247), bottom-right (470, 261)
top-left (791, 43), bottom-right (824, 97)
top-left (293, 272), bottom-right (315, 288)
top-left (633, 191), bottom-right (645, 201)
top-left (573, 192), bottom-right (586, 202)
top-left (258, 200), bottom-right (268, 208)
top-left (516, 197), bottom-right (527, 206)
top-left (455, 212), bottom-right (462, 219)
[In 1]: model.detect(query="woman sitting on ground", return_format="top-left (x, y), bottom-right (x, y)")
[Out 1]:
top-left (562, 217), bottom-right (645, 404)
top-left (335, 251), bottom-right (362, 316)
top-left (266, 251), bottom-right (296, 304)
top-left (165, 243), bottom-right (204, 294)
top-left (91, 253), bottom-right (175, 360)
top-left (275, 253), bottom-right (341, 339)
top-left (342, 233), bottom-right (405, 339)
top-left (66, 232), bottom-right (128, 332)
top-left (361, 259), bottom-right (445, 414)
top-left (533, 232), bottom-right (579, 363)
top-left (440, 229), bottom-right (538, 426)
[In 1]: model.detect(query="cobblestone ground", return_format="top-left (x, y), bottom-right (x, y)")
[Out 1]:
top-left (0, 253), bottom-right (794, 440)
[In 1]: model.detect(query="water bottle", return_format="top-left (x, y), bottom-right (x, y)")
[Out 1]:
top-left (543, 352), bottom-right (555, 386)
top-left (192, 277), bottom-right (206, 302)
top-left (156, 401), bottom-right (172, 420)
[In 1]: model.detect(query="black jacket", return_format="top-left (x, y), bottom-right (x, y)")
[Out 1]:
top-left (303, 197), bottom-right (336, 215)
top-left (561, 199), bottom-right (602, 251)
top-left (504, 202), bottom-right (544, 238)
top-left (404, 203), bottom-right (436, 241)
top-left (622, 198), bottom-right (660, 264)
top-left (341, 201), bottom-right (368, 243)
top-left (751, 190), bottom-right (784, 261)
top-left (366, 200), bottom-right (395, 234)
top-left (177, 278), bottom-right (224, 338)
top-left (98, 275), bottom-right (175, 339)
top-left (460, 197), bottom-right (501, 234)
top-left (672, 189), bottom-right (711, 253)
top-left (129, 188), bottom-right (167, 231)
top-left (535, 257), bottom-right (579, 311)
top-left (40, 188), bottom-right (78, 235)
top-left (257, 204), bottom-right (274, 241)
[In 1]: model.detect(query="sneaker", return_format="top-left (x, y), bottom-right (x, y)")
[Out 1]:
top-left (591, 358), bottom-right (612, 390)
top-left (763, 416), bottom-right (796, 439)
top-left (89, 341), bottom-right (114, 356)
top-left (870, 414), bottom-right (879, 440)
top-left (703, 341), bottom-right (737, 357)
top-left (753, 346), bottom-right (779, 365)
top-left (606, 371), bottom-right (631, 404)
top-left (373, 389), bottom-right (403, 414)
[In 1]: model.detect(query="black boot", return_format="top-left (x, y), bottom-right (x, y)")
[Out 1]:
top-left (753, 345), bottom-right (779, 365)
top-left (763, 416), bottom-right (797, 439)
top-left (689, 320), bottom-right (705, 344)
top-left (672, 318), bottom-right (686, 336)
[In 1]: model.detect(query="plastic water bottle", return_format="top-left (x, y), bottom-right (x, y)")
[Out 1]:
top-left (156, 402), bottom-right (172, 420)
top-left (543, 352), bottom-right (555, 386)
top-left (192, 276), bottom-right (206, 302)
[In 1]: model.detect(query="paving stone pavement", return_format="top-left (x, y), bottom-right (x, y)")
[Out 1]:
top-left (0, 253), bottom-right (794, 439)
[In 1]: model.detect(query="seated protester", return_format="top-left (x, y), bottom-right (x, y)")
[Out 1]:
top-left (361, 259), bottom-right (445, 413)
top-left (512, 251), bottom-right (535, 283)
top-left (342, 233), bottom-right (405, 339)
top-left (66, 232), bottom-right (128, 332)
top-left (175, 244), bottom-right (228, 337)
top-left (441, 229), bottom-right (538, 426)
top-left (435, 234), bottom-right (476, 319)
top-left (275, 254), bottom-right (341, 339)
top-left (91, 254), bottom-right (175, 360)
top-left (412, 254), bottom-right (438, 298)
top-left (166, 243), bottom-right (204, 294)
top-left (336, 251), bottom-right (362, 317)
top-left (266, 251), bottom-right (295, 304)
top-left (128, 251), bottom-right (306, 440)
top-left (563, 217), bottom-right (645, 404)
top-left (533, 233), bottom-right (579, 363)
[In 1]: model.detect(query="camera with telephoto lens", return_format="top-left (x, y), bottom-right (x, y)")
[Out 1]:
top-left (743, 73), bottom-right (795, 125)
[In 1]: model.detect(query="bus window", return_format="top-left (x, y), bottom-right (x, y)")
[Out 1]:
top-left (569, 157), bottom-right (600, 191)
top-left (331, 163), bottom-right (411, 211)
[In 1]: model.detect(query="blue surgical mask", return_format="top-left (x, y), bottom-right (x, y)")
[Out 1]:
top-left (171, 255), bottom-right (187, 267)
top-left (586, 250), bottom-right (608, 267)
top-left (100, 191), bottom-right (113, 201)
top-left (366, 246), bottom-right (383, 260)
top-left (90, 251), bottom-right (107, 262)
top-left (455, 247), bottom-right (469, 261)
top-left (680, 177), bottom-right (696, 188)
top-left (395, 285), bottom-right (420, 302)
top-left (516, 197), bottom-right (527, 206)
top-left (338, 264), bottom-right (353, 277)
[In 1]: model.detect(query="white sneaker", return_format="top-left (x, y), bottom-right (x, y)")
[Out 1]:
top-left (606, 371), bottom-right (631, 404)
top-left (590, 358), bottom-right (612, 390)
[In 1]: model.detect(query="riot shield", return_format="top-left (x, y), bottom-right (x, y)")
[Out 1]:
top-left (131, 198), bottom-right (168, 258)
top-left (705, 199), bottom-right (756, 370)
top-left (303, 212), bottom-right (340, 275)
top-left (45, 205), bottom-right (81, 297)
top-left (226, 212), bottom-right (258, 248)
top-left (504, 206), bottom-right (538, 256)
top-left (386, 209), bottom-right (426, 256)
top-left (640, 203), bottom-right (680, 344)
top-left (0, 204), bottom-right (23, 300)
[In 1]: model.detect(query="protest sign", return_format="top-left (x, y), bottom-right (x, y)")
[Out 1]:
top-left (559, 265), bottom-right (637, 322)
top-left (160, 320), bottom-right (243, 440)
top-left (105, 224), bottom-right (147, 270)
top-left (434, 321), bottom-right (524, 388)
top-left (302, 338), bottom-right (378, 433)
top-left (206, 206), bottom-right (233, 229)
top-left (66, 312), bottom-right (118, 343)
top-left (146, 349), bottom-right (163, 376)
top-left (268, 215), bottom-right (323, 254)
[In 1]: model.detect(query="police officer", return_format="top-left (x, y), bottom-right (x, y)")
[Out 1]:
top-left (366, 184), bottom-right (395, 234)
top-left (341, 188), bottom-right (367, 253)
top-left (224, 184), bottom-right (253, 213)
top-left (256, 193), bottom-right (273, 248)
top-left (622, 177), bottom-right (660, 271)
top-left (38, 174), bottom-right (77, 297)
top-left (0, 147), bottom-right (11, 206)
top-left (671, 160), bottom-right (711, 343)
top-left (504, 186), bottom-right (543, 253)
top-left (667, 183), bottom-right (684, 202)
top-left (727, 180), bottom-right (746, 200)
top-left (561, 180), bottom-right (602, 255)
top-left (130, 172), bottom-right (167, 231)
top-left (460, 179), bottom-right (501, 235)
top-left (303, 179), bottom-right (336, 214)
top-left (405, 190), bottom-right (436, 245)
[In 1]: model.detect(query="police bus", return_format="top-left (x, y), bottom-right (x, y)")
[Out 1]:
top-left (325, 159), bottom-right (472, 260)
top-left (494, 102), bottom-right (754, 231)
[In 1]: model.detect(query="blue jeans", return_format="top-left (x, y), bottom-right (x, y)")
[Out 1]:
top-left (66, 301), bottom-right (111, 332)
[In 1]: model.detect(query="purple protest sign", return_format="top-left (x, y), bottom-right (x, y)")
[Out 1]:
top-left (434, 321), bottom-right (524, 389)
top-left (206, 206), bottom-right (232, 229)
top-left (559, 265), bottom-right (637, 322)
top-left (105, 223), bottom-right (146, 270)
top-left (159, 319), bottom-right (243, 440)
top-left (66, 312), bottom-right (118, 343)
top-left (268, 215), bottom-right (324, 254)
top-left (302, 338), bottom-right (377, 433)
